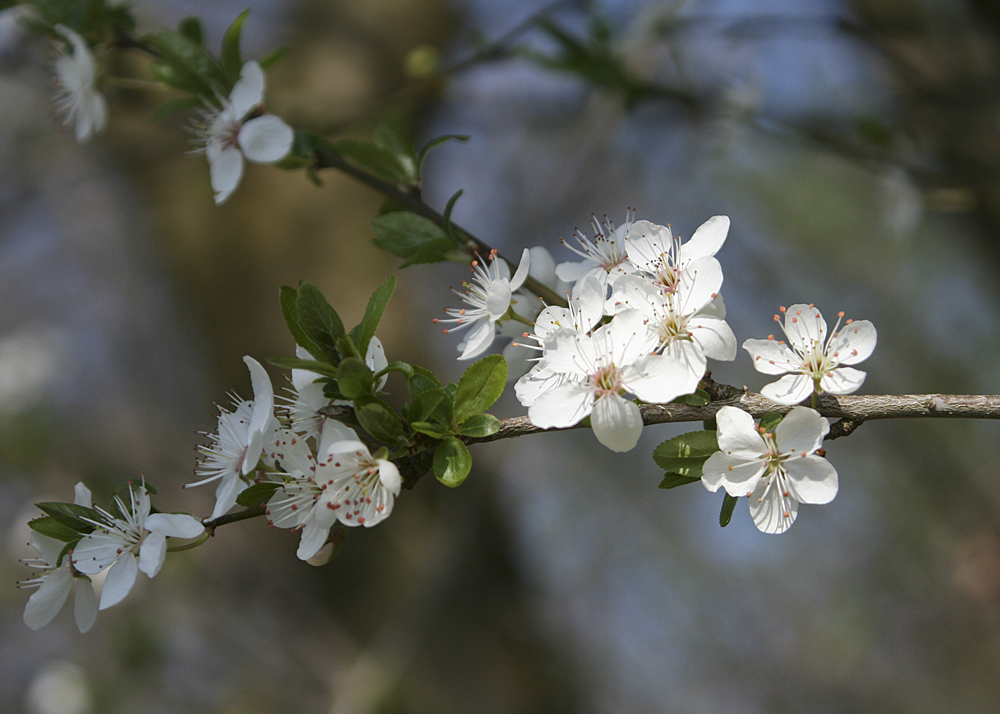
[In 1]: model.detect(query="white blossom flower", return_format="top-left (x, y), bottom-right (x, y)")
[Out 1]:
top-left (743, 304), bottom-right (877, 405)
top-left (624, 215), bottom-right (729, 295)
top-left (265, 421), bottom-right (400, 561)
top-left (188, 356), bottom-right (280, 519)
top-left (72, 483), bottom-right (204, 609)
top-left (189, 61), bottom-right (294, 204)
top-left (51, 25), bottom-right (106, 142)
top-left (287, 338), bottom-right (387, 439)
top-left (702, 406), bottom-right (838, 534)
top-left (528, 309), bottom-right (691, 452)
top-left (556, 211), bottom-right (637, 289)
top-left (19, 483), bottom-right (97, 632)
top-left (436, 248), bottom-right (531, 360)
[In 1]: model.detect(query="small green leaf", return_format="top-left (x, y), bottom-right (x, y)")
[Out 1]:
top-left (406, 388), bottom-right (445, 424)
top-left (334, 139), bottom-right (413, 185)
top-left (35, 503), bottom-right (101, 533)
top-left (652, 430), bottom-right (719, 479)
top-left (151, 96), bottom-right (204, 122)
top-left (336, 333), bottom-right (361, 361)
top-left (279, 285), bottom-right (325, 360)
top-left (338, 358), bottom-right (374, 399)
top-left (267, 356), bottom-right (338, 378)
top-left (453, 355), bottom-right (507, 425)
top-left (407, 365), bottom-right (443, 395)
top-left (372, 123), bottom-right (418, 181)
top-left (375, 360), bottom-right (413, 381)
top-left (457, 413), bottom-right (501, 438)
top-left (434, 437), bottom-right (472, 487)
top-left (675, 388), bottom-right (710, 406)
top-left (28, 516), bottom-right (81, 542)
top-left (258, 46), bottom-right (287, 70)
top-left (147, 29), bottom-right (225, 95)
top-left (356, 276), bottom-right (396, 357)
top-left (398, 238), bottom-right (456, 267)
top-left (410, 421), bottom-right (449, 439)
top-left (236, 481), bottom-right (280, 508)
top-left (658, 472), bottom-right (702, 489)
top-left (297, 282), bottom-right (345, 362)
top-left (355, 398), bottom-right (405, 445)
top-left (417, 134), bottom-right (470, 175)
top-left (759, 412), bottom-right (784, 433)
top-left (220, 8), bottom-right (250, 81)
top-left (370, 212), bottom-right (450, 260)
top-left (178, 17), bottom-right (204, 46)
top-left (720, 493), bottom-right (738, 527)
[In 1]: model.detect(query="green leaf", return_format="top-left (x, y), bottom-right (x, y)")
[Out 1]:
top-left (720, 493), bottom-right (738, 527)
top-left (457, 413), bottom-right (501, 438)
top-left (372, 123), bottom-right (418, 182)
top-left (355, 398), bottom-right (405, 445)
top-left (258, 46), bottom-right (287, 70)
top-left (337, 333), bottom-right (361, 361)
top-left (407, 365), bottom-right (442, 395)
top-left (658, 472), bottom-right (702, 489)
top-left (266, 356), bottom-right (338, 378)
top-left (151, 96), bottom-right (205, 122)
top-left (406, 388), bottom-right (445, 423)
top-left (178, 16), bottom-right (204, 46)
top-left (759, 412), bottom-right (784, 433)
top-left (279, 285), bottom-right (325, 360)
top-left (375, 360), bottom-right (413, 381)
top-left (236, 481), bottom-right (280, 508)
top-left (453, 355), bottom-right (507, 425)
top-left (356, 276), bottom-right (396, 357)
top-left (147, 29), bottom-right (224, 95)
top-left (35, 502), bottom-right (101, 533)
top-left (417, 134), bottom-right (470, 175)
top-left (338, 358), bottom-right (374, 399)
top-left (675, 388), bottom-right (710, 406)
top-left (220, 8), bottom-right (250, 81)
top-left (398, 238), bottom-right (456, 267)
top-left (334, 139), bottom-right (413, 185)
top-left (370, 212), bottom-right (450, 260)
top-left (410, 421), bottom-right (449, 439)
top-left (28, 516), bottom-right (82, 542)
top-left (652, 430), bottom-right (719, 479)
top-left (434, 437), bottom-right (472, 487)
top-left (297, 282), bottom-right (345, 362)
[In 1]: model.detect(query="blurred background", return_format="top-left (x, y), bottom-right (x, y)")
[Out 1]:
top-left (1, 0), bottom-right (999, 712)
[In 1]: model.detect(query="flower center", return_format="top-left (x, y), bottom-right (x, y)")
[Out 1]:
top-left (590, 364), bottom-right (624, 395)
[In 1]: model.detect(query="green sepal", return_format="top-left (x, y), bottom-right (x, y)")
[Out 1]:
top-left (178, 16), bottom-right (204, 47)
top-left (35, 503), bottom-right (101, 533)
top-left (334, 139), bottom-right (414, 186)
top-left (151, 96), bottom-right (205, 122)
top-left (220, 8), bottom-right (250, 82)
top-left (266, 356), bottom-right (338, 378)
top-left (338, 358), bottom-right (374, 399)
top-left (56, 540), bottom-right (77, 568)
top-left (674, 388), bottom-right (711, 406)
top-left (417, 134), bottom-right (469, 175)
top-left (297, 282), bottom-right (345, 362)
top-left (758, 412), bottom-right (784, 433)
top-left (354, 397), bottom-right (405, 446)
top-left (658, 473), bottom-right (702, 489)
top-left (453, 355), bottom-right (507, 425)
top-left (28, 515), bottom-right (82, 542)
top-left (410, 421), bottom-right (449, 439)
top-left (236, 481), bottom-right (280, 508)
top-left (719, 493), bottom-right (738, 527)
top-left (652, 430), bottom-right (719, 480)
top-left (433, 437), bottom-right (472, 487)
top-left (457, 413), bottom-right (501, 438)
top-left (356, 276), bottom-right (396, 357)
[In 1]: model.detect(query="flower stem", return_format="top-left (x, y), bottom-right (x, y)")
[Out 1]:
top-left (101, 76), bottom-right (168, 91)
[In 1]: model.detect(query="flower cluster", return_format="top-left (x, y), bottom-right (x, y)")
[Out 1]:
top-left (443, 212), bottom-right (736, 452)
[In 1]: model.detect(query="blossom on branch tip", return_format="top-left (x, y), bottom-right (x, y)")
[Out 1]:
top-left (436, 248), bottom-right (531, 360)
top-left (189, 60), bottom-right (294, 204)
top-left (189, 356), bottom-right (280, 519)
top-left (51, 25), bottom-right (106, 142)
top-left (743, 304), bottom-right (877, 405)
top-left (556, 210), bottom-right (637, 289)
top-left (624, 215), bottom-right (729, 295)
top-left (702, 406), bottom-right (838, 534)
top-left (71, 483), bottom-right (203, 609)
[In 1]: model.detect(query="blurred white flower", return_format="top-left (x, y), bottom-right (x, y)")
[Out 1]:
top-left (51, 25), bottom-right (106, 142)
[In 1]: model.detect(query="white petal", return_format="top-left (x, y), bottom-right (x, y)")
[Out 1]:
top-left (529, 382), bottom-right (594, 429)
top-left (820, 366), bottom-right (867, 395)
top-left (73, 482), bottom-right (92, 507)
top-left (23, 569), bottom-right (72, 630)
top-left (688, 316), bottom-right (737, 362)
top-left (749, 480), bottom-right (799, 534)
top-left (71, 532), bottom-right (128, 575)
top-left (458, 318), bottom-right (496, 360)
top-left (98, 552), bottom-right (137, 609)
top-left (73, 578), bottom-right (98, 633)
top-left (590, 393), bottom-right (643, 452)
top-left (527, 246), bottom-right (557, 287)
top-left (743, 339), bottom-right (799, 375)
top-left (514, 365), bottom-right (563, 407)
top-left (378, 459), bottom-right (402, 496)
top-left (625, 353), bottom-right (697, 404)
top-left (785, 456), bottom-right (839, 505)
top-left (828, 320), bottom-right (877, 365)
top-left (760, 374), bottom-right (814, 406)
top-left (485, 281), bottom-right (513, 321)
top-left (239, 115), bottom-right (294, 163)
top-left (604, 309), bottom-right (656, 367)
top-left (244, 356), bottom-right (276, 440)
top-left (680, 215), bottom-right (729, 262)
top-left (31, 532), bottom-right (64, 565)
top-left (229, 60), bottom-right (265, 118)
top-left (318, 419), bottom-right (360, 457)
top-left (677, 256), bottom-right (723, 314)
top-left (138, 530), bottom-right (166, 578)
top-left (209, 145), bottom-right (244, 204)
top-left (509, 248), bottom-right (532, 291)
top-left (714, 406), bottom-right (767, 458)
top-left (774, 406), bottom-right (828, 454)
top-left (783, 304), bottom-right (826, 349)
top-left (145, 513), bottom-right (205, 539)
top-left (624, 221), bottom-right (671, 274)
top-left (210, 474), bottom-right (243, 520)
top-left (702, 451), bottom-right (765, 497)
top-left (554, 260), bottom-right (589, 284)
top-left (661, 338), bottom-right (709, 388)
top-left (366, 337), bottom-right (389, 390)
top-left (296, 509), bottom-right (337, 561)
